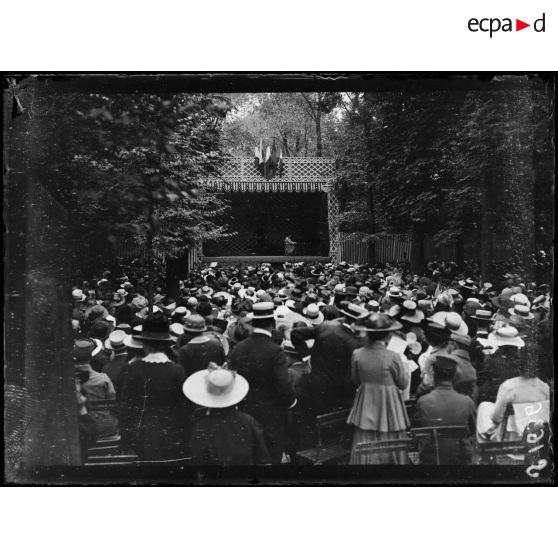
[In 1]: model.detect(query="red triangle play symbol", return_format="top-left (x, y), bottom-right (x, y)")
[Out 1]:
top-left (516, 19), bottom-right (530, 31)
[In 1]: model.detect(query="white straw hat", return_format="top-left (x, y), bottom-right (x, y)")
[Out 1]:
top-left (445, 312), bottom-right (468, 335)
top-left (509, 304), bottom-right (534, 320)
top-left (182, 364), bottom-right (249, 409)
top-left (510, 293), bottom-right (530, 308)
top-left (123, 334), bottom-right (144, 349)
top-left (104, 329), bottom-right (127, 351)
top-left (488, 326), bottom-right (525, 348)
top-left (303, 303), bottom-right (324, 325)
top-left (72, 288), bottom-right (86, 302)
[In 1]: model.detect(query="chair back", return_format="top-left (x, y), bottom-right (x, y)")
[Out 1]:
top-left (354, 437), bottom-right (414, 461)
top-left (86, 399), bottom-right (118, 412)
top-left (512, 400), bottom-right (550, 433)
top-left (404, 398), bottom-right (417, 417)
top-left (315, 408), bottom-right (351, 447)
top-left (410, 426), bottom-right (468, 465)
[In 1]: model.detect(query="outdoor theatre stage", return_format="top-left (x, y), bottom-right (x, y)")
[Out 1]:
top-left (203, 192), bottom-right (329, 258)
top-left (197, 156), bottom-right (338, 264)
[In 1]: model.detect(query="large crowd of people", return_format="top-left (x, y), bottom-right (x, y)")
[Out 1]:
top-left (71, 259), bottom-right (553, 466)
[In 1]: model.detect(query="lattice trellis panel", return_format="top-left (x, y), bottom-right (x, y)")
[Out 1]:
top-left (326, 183), bottom-right (340, 263)
top-left (207, 181), bottom-right (327, 193)
top-left (215, 157), bottom-right (335, 182)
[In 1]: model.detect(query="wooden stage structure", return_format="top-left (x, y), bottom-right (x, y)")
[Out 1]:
top-left (189, 156), bottom-right (338, 266)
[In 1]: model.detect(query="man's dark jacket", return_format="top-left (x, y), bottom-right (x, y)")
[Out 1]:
top-left (291, 319), bottom-right (361, 413)
top-left (102, 352), bottom-right (128, 396)
top-left (228, 332), bottom-right (296, 463)
top-left (414, 383), bottom-right (477, 465)
top-left (189, 408), bottom-right (270, 466)
top-left (178, 336), bottom-right (225, 378)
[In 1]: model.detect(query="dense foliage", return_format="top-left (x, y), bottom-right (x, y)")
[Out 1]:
top-left (221, 81), bottom-right (553, 280)
top-left (14, 84), bottom-right (232, 278)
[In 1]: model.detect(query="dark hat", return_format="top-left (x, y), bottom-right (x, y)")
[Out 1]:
top-left (281, 340), bottom-right (300, 356)
top-left (183, 314), bottom-right (207, 332)
top-left (321, 305), bottom-right (341, 321)
top-left (85, 304), bottom-right (109, 321)
top-left (291, 288), bottom-right (303, 300)
top-left (132, 314), bottom-right (174, 342)
top-left (197, 301), bottom-right (213, 317)
top-left (344, 285), bottom-right (358, 296)
top-left (425, 321), bottom-right (450, 337)
top-left (354, 313), bottom-right (403, 333)
top-left (433, 355), bottom-right (458, 373)
top-left (414, 290), bottom-right (428, 301)
top-left (88, 320), bottom-right (112, 340)
top-left (229, 316), bottom-right (254, 344)
top-left (338, 301), bottom-right (369, 321)
top-left (210, 318), bottom-right (229, 333)
top-left (73, 338), bottom-right (96, 361)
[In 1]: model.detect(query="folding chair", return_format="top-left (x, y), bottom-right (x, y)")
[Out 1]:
top-left (296, 408), bottom-right (352, 465)
top-left (354, 436), bottom-right (415, 463)
top-left (477, 400), bottom-right (550, 465)
top-left (410, 425), bottom-right (469, 465)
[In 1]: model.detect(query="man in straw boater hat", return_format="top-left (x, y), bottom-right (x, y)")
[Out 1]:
top-left (291, 300), bottom-right (367, 415)
top-left (183, 363), bottom-right (271, 465)
top-left (228, 301), bottom-right (297, 464)
top-left (118, 314), bottom-right (189, 461)
top-left (471, 308), bottom-right (493, 340)
top-left (71, 288), bottom-right (88, 328)
top-left (101, 329), bottom-right (129, 395)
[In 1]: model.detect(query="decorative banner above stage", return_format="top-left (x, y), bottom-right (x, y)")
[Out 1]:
top-left (254, 139), bottom-right (284, 180)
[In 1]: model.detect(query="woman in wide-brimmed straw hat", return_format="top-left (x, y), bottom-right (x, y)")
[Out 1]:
top-left (487, 325), bottom-right (525, 349)
top-left (183, 363), bottom-right (270, 465)
top-left (477, 325), bottom-right (549, 442)
top-left (347, 313), bottom-right (410, 465)
top-left (478, 326), bottom-right (526, 402)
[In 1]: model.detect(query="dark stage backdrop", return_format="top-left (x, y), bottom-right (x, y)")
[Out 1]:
top-left (204, 192), bottom-right (329, 257)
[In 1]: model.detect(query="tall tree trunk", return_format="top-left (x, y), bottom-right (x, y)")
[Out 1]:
top-left (479, 174), bottom-right (492, 281)
top-left (411, 227), bottom-right (425, 272)
top-left (361, 93), bottom-right (375, 234)
top-left (456, 234), bottom-right (465, 268)
top-left (165, 253), bottom-right (188, 299)
top-left (315, 107), bottom-right (322, 156)
top-left (5, 79), bottom-right (81, 477)
top-left (146, 192), bottom-right (155, 318)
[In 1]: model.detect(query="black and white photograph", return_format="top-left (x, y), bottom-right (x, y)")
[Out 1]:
top-left (3, 73), bottom-right (554, 485)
